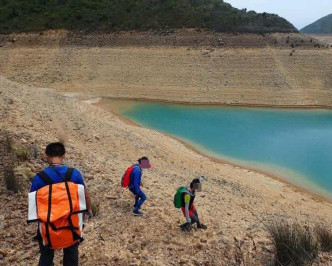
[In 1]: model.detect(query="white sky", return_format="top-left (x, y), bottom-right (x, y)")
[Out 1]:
top-left (224, 0), bottom-right (332, 29)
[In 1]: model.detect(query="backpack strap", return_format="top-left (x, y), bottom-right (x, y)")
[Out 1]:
top-left (38, 171), bottom-right (53, 185)
top-left (130, 165), bottom-right (140, 179)
top-left (65, 168), bottom-right (74, 182)
top-left (63, 169), bottom-right (80, 243)
top-left (45, 183), bottom-right (53, 248)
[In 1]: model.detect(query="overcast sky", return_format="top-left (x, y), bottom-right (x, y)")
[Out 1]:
top-left (224, 0), bottom-right (332, 30)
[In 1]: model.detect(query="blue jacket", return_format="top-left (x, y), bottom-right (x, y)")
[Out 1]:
top-left (128, 164), bottom-right (142, 194)
top-left (30, 166), bottom-right (85, 192)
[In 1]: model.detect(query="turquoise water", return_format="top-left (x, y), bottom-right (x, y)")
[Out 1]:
top-left (122, 102), bottom-right (332, 198)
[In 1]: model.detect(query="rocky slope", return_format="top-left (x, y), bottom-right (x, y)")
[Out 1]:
top-left (0, 31), bottom-right (331, 108)
top-left (0, 30), bottom-right (316, 49)
top-left (1, 77), bottom-right (332, 265)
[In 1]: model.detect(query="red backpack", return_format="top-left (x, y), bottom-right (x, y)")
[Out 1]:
top-left (121, 165), bottom-right (137, 188)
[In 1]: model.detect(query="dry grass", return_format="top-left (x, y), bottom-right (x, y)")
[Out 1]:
top-left (315, 226), bottom-right (332, 252)
top-left (15, 146), bottom-right (29, 161)
top-left (232, 237), bottom-right (256, 266)
top-left (307, 34), bottom-right (332, 46)
top-left (267, 221), bottom-right (318, 265)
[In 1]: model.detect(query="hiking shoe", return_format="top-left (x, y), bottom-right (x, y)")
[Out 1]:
top-left (180, 222), bottom-right (192, 232)
top-left (197, 223), bottom-right (207, 230)
top-left (133, 210), bottom-right (143, 216)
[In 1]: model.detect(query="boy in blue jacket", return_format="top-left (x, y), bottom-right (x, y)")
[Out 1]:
top-left (30, 142), bottom-right (92, 266)
top-left (128, 157), bottom-right (151, 216)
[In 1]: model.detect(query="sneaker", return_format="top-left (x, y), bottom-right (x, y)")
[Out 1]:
top-left (133, 210), bottom-right (143, 216)
top-left (180, 222), bottom-right (192, 232)
top-left (197, 223), bottom-right (207, 230)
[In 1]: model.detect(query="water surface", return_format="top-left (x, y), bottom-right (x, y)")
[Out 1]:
top-left (120, 102), bottom-right (332, 198)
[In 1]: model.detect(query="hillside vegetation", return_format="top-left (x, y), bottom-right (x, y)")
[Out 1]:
top-left (301, 13), bottom-right (332, 34)
top-left (0, 0), bottom-right (297, 34)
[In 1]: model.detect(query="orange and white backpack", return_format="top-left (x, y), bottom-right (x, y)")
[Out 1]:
top-left (27, 168), bottom-right (87, 250)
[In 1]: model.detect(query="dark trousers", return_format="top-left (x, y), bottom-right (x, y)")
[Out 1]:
top-left (181, 205), bottom-right (201, 225)
top-left (38, 241), bottom-right (79, 266)
top-left (130, 189), bottom-right (147, 211)
top-left (190, 210), bottom-right (201, 225)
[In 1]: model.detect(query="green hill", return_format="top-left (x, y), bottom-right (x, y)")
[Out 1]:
top-left (301, 14), bottom-right (332, 34)
top-left (0, 0), bottom-right (297, 34)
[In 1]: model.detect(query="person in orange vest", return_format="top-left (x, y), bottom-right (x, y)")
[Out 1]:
top-left (30, 142), bottom-right (92, 266)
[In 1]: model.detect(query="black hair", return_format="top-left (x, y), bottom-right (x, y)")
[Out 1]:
top-left (138, 156), bottom-right (149, 163)
top-left (45, 142), bottom-right (66, 157)
top-left (190, 178), bottom-right (200, 189)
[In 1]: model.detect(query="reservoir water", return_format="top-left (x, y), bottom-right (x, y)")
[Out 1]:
top-left (121, 102), bottom-right (332, 198)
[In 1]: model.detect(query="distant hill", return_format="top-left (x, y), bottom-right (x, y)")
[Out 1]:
top-left (301, 13), bottom-right (332, 34)
top-left (0, 0), bottom-right (297, 34)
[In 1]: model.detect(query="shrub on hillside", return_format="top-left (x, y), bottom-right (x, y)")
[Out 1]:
top-left (315, 226), bottom-right (332, 252)
top-left (91, 201), bottom-right (100, 217)
top-left (5, 132), bottom-right (13, 153)
top-left (267, 220), bottom-right (318, 265)
top-left (4, 164), bottom-right (19, 193)
top-left (30, 144), bottom-right (39, 159)
top-left (15, 147), bottom-right (29, 161)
